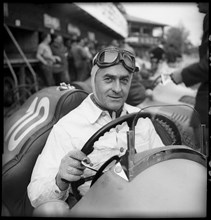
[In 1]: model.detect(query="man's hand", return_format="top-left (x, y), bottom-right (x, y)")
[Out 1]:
top-left (56, 150), bottom-right (90, 191)
top-left (53, 56), bottom-right (61, 63)
top-left (145, 89), bottom-right (153, 100)
top-left (170, 69), bottom-right (183, 84)
top-left (152, 69), bottom-right (183, 86)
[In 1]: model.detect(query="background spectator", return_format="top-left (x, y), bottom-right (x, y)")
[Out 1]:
top-left (65, 38), bottom-right (77, 82)
top-left (50, 34), bottom-right (70, 84)
top-left (36, 32), bottom-right (61, 86)
top-left (149, 39), bottom-right (166, 75)
top-left (82, 38), bottom-right (93, 73)
top-left (71, 37), bottom-right (92, 81)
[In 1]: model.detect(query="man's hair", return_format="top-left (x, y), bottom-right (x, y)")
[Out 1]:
top-left (71, 36), bottom-right (81, 43)
top-left (40, 32), bottom-right (50, 42)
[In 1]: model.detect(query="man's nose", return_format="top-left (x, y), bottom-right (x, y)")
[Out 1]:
top-left (112, 80), bottom-right (121, 93)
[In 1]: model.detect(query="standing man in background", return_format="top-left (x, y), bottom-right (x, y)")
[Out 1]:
top-left (170, 2), bottom-right (209, 150)
top-left (51, 34), bottom-right (70, 84)
top-left (36, 32), bottom-right (61, 86)
top-left (149, 39), bottom-right (166, 75)
top-left (71, 37), bottom-right (92, 82)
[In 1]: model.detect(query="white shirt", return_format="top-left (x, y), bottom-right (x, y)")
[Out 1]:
top-left (37, 42), bottom-right (54, 65)
top-left (27, 94), bottom-right (164, 208)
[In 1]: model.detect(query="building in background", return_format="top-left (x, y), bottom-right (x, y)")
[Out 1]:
top-left (125, 14), bottom-right (168, 58)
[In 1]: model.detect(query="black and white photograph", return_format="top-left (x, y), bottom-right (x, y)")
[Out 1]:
top-left (3, 2), bottom-right (209, 217)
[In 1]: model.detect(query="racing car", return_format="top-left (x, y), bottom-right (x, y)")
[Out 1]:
top-left (2, 82), bottom-right (207, 217)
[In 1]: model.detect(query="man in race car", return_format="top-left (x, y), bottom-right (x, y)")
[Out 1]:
top-left (27, 46), bottom-right (164, 216)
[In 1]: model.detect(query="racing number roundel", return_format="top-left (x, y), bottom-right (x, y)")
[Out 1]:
top-left (5, 97), bottom-right (50, 151)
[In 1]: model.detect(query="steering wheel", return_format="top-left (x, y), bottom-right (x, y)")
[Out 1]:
top-left (71, 111), bottom-right (181, 201)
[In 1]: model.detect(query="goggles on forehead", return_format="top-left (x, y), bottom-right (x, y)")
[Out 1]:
top-left (93, 47), bottom-right (139, 73)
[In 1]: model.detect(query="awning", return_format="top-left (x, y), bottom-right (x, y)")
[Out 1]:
top-left (74, 3), bottom-right (128, 38)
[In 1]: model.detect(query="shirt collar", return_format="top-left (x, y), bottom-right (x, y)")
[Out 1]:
top-left (85, 94), bottom-right (104, 124)
top-left (85, 94), bottom-right (130, 124)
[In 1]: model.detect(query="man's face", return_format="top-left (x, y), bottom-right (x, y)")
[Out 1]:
top-left (46, 34), bottom-right (51, 43)
top-left (95, 64), bottom-right (133, 111)
top-left (55, 35), bottom-right (63, 44)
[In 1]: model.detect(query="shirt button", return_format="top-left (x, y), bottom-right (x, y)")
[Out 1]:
top-left (120, 147), bottom-right (124, 153)
top-left (102, 112), bottom-right (106, 117)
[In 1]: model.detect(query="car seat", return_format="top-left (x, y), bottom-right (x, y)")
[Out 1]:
top-left (2, 86), bottom-right (88, 216)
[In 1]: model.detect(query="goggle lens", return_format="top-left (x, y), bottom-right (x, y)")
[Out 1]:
top-left (122, 53), bottom-right (134, 69)
top-left (98, 50), bottom-right (118, 63)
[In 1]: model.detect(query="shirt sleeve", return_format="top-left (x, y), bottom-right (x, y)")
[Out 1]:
top-left (181, 55), bottom-right (209, 87)
top-left (27, 124), bottom-right (74, 208)
top-left (181, 12), bottom-right (209, 88)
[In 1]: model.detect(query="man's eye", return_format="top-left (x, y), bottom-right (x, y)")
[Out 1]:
top-left (121, 78), bottom-right (129, 84)
top-left (104, 77), bottom-right (112, 83)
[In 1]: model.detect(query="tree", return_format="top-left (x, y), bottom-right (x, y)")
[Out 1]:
top-left (164, 23), bottom-right (190, 62)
